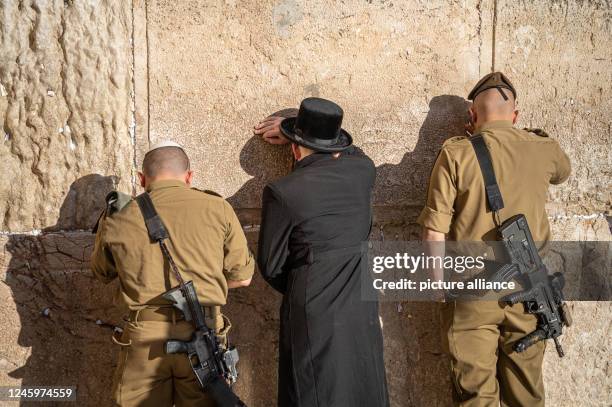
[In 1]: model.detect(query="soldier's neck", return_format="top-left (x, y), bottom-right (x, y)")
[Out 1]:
top-left (144, 175), bottom-right (189, 190)
top-left (475, 118), bottom-right (514, 132)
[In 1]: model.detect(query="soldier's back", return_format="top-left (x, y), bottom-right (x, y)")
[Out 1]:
top-left (441, 120), bottom-right (570, 241)
top-left (102, 179), bottom-right (247, 308)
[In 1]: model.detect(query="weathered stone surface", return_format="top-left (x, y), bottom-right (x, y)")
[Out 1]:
top-left (1, 217), bottom-right (609, 406)
top-left (0, 233), bottom-right (118, 405)
top-left (0, 0), bottom-right (134, 231)
top-left (0, 0), bottom-right (610, 406)
top-left (543, 301), bottom-right (611, 406)
top-left (142, 0), bottom-right (482, 208)
top-left (493, 0), bottom-right (612, 215)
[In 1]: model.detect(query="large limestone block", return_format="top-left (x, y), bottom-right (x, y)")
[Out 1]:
top-left (543, 301), bottom-right (611, 406)
top-left (0, 0), bottom-right (134, 232)
top-left (493, 0), bottom-right (612, 213)
top-left (1, 221), bottom-right (610, 406)
top-left (0, 233), bottom-right (118, 406)
top-left (141, 0), bottom-right (483, 209)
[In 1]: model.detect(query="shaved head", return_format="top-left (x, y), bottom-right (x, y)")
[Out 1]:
top-left (473, 88), bottom-right (516, 118)
top-left (469, 87), bottom-right (518, 130)
top-left (142, 146), bottom-right (190, 177)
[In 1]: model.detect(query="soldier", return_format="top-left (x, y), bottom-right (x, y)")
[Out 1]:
top-left (418, 72), bottom-right (571, 406)
top-left (255, 98), bottom-right (389, 407)
top-left (91, 141), bottom-right (254, 407)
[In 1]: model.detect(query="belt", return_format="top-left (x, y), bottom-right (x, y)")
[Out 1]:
top-left (127, 305), bottom-right (220, 323)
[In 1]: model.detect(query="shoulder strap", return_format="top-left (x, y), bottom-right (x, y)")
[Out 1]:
top-left (136, 193), bottom-right (169, 242)
top-left (135, 193), bottom-right (187, 287)
top-left (469, 134), bottom-right (505, 213)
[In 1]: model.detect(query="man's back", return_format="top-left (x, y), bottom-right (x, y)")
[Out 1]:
top-left (92, 179), bottom-right (254, 308)
top-left (269, 149), bottom-right (375, 251)
top-left (420, 120), bottom-right (571, 242)
top-left (258, 149), bottom-right (387, 407)
top-left (256, 98), bottom-right (389, 407)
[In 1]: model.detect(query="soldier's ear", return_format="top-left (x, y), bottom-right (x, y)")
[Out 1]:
top-left (138, 172), bottom-right (146, 188)
top-left (512, 110), bottom-right (519, 125)
top-left (468, 106), bottom-right (477, 125)
top-left (185, 170), bottom-right (194, 186)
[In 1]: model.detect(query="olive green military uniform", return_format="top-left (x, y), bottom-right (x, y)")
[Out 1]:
top-left (91, 179), bottom-right (255, 407)
top-left (418, 74), bottom-right (571, 406)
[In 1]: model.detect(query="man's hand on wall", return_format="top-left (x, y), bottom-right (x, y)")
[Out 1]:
top-left (254, 116), bottom-right (289, 145)
top-left (254, 108), bottom-right (298, 145)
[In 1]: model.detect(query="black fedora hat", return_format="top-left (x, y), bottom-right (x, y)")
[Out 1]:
top-left (280, 97), bottom-right (353, 152)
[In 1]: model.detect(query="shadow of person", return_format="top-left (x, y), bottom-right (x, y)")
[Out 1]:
top-left (4, 174), bottom-right (124, 406)
top-left (226, 134), bottom-right (293, 223)
top-left (223, 95), bottom-right (468, 406)
top-left (46, 174), bottom-right (120, 232)
top-left (222, 132), bottom-right (293, 405)
top-left (374, 95), bottom-right (469, 229)
top-left (372, 95), bottom-right (468, 407)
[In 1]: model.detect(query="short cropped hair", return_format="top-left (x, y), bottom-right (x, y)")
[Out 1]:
top-left (473, 87), bottom-right (516, 117)
top-left (142, 146), bottom-right (190, 177)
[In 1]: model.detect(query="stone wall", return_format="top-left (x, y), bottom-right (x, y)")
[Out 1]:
top-left (1, 1), bottom-right (610, 406)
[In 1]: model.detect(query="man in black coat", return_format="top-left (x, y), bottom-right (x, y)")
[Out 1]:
top-left (254, 98), bottom-right (389, 407)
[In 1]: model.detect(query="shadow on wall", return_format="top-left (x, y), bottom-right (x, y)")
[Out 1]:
top-left (47, 174), bottom-right (119, 232)
top-left (374, 94), bottom-right (470, 210)
top-left (5, 174), bottom-right (122, 406)
top-left (226, 134), bottom-right (293, 211)
top-left (373, 95), bottom-right (469, 407)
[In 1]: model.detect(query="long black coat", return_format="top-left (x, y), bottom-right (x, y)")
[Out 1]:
top-left (257, 148), bottom-right (389, 407)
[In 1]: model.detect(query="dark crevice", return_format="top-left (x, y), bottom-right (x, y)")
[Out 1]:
top-left (491, 0), bottom-right (498, 72)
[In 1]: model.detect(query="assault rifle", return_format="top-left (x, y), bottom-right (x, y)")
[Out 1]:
top-left (493, 214), bottom-right (572, 357)
top-left (163, 280), bottom-right (244, 406)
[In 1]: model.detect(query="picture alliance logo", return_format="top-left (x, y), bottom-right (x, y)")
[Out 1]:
top-left (371, 252), bottom-right (488, 274)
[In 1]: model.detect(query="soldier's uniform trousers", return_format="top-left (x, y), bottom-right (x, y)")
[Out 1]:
top-left (111, 306), bottom-right (227, 407)
top-left (440, 301), bottom-right (546, 407)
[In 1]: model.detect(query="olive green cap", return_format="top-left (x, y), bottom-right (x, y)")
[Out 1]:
top-left (468, 72), bottom-right (517, 101)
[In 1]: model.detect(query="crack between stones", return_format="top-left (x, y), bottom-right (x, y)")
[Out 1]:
top-left (129, 0), bottom-right (138, 195)
top-left (477, 0), bottom-right (483, 75)
top-left (491, 0), bottom-right (498, 72)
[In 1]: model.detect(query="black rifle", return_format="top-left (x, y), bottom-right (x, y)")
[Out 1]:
top-left (494, 214), bottom-right (572, 356)
top-left (136, 193), bottom-right (246, 407)
top-left (469, 134), bottom-right (572, 357)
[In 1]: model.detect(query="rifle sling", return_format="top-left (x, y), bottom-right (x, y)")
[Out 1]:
top-left (469, 134), bottom-right (505, 213)
top-left (135, 192), bottom-right (186, 286)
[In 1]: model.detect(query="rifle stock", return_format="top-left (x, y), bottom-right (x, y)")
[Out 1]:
top-left (163, 281), bottom-right (246, 406)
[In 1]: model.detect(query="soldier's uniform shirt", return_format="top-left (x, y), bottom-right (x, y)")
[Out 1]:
top-left (92, 179), bottom-right (254, 308)
top-left (417, 120), bottom-right (571, 407)
top-left (91, 179), bottom-right (254, 407)
top-left (418, 120), bottom-right (571, 241)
